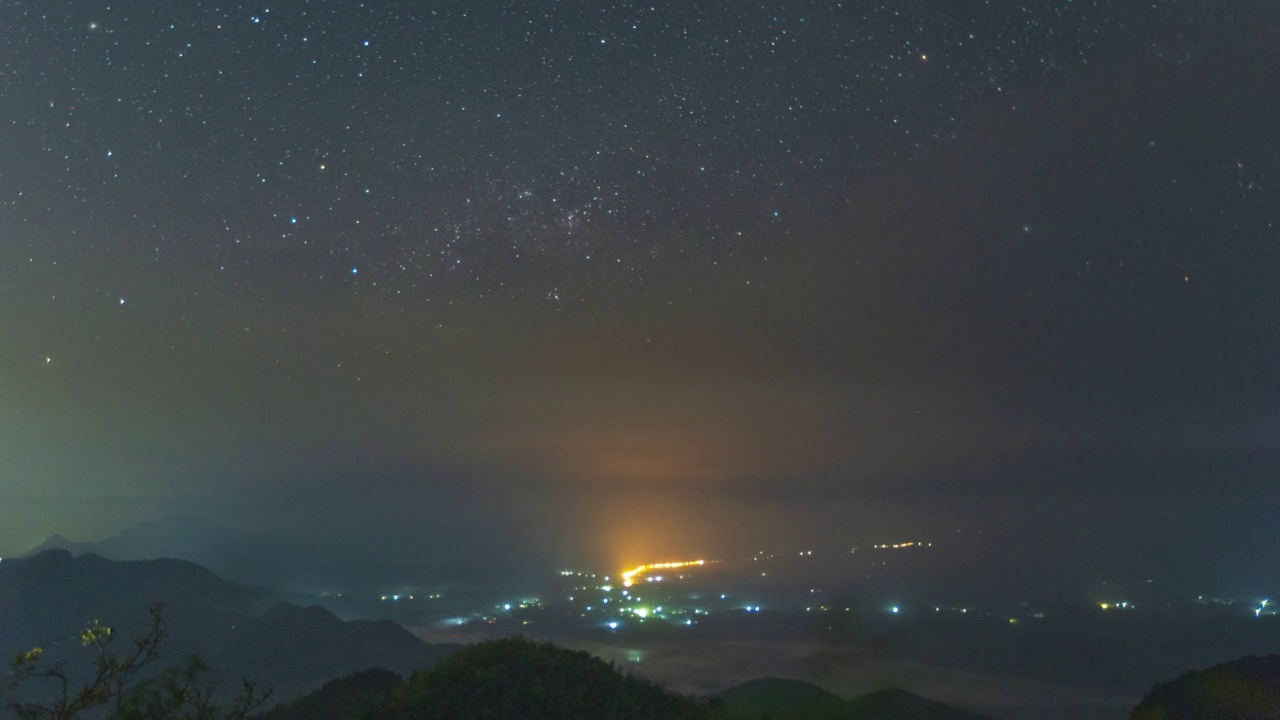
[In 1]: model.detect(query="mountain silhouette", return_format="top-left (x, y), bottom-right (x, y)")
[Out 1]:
top-left (19, 516), bottom-right (494, 592)
top-left (21, 516), bottom-right (302, 588)
top-left (712, 677), bottom-right (996, 720)
top-left (221, 603), bottom-right (456, 699)
top-left (0, 550), bottom-right (458, 704)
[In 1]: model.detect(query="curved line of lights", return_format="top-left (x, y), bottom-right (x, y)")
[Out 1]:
top-left (620, 560), bottom-right (706, 587)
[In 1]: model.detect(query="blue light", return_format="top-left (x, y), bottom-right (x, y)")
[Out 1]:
top-left (351, 267), bottom-right (358, 274)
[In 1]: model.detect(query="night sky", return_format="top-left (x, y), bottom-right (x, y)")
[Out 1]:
top-left (3, 2), bottom-right (1278, 586)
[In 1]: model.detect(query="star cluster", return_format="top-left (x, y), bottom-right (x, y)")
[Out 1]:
top-left (2, 1), bottom-right (1184, 310)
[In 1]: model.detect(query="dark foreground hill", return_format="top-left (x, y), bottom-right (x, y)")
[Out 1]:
top-left (261, 650), bottom-right (997, 720)
top-left (257, 668), bottom-right (404, 720)
top-left (847, 688), bottom-right (997, 720)
top-left (0, 550), bottom-right (458, 703)
top-left (259, 637), bottom-right (709, 720)
top-left (712, 678), bottom-right (851, 720)
top-left (712, 677), bottom-right (996, 720)
top-left (1132, 654), bottom-right (1280, 720)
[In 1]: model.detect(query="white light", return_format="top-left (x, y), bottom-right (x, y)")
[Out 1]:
top-left (607, 621), bottom-right (618, 629)
top-left (891, 606), bottom-right (900, 614)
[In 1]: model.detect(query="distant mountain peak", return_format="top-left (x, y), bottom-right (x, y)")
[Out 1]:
top-left (262, 602), bottom-right (343, 625)
top-left (16, 517), bottom-right (294, 587)
top-left (22, 533), bottom-right (85, 557)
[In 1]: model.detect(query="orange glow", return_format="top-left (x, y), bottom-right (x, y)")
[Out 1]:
top-left (620, 559), bottom-right (706, 587)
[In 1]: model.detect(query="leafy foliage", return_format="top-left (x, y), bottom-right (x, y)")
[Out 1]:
top-left (6, 603), bottom-right (270, 720)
